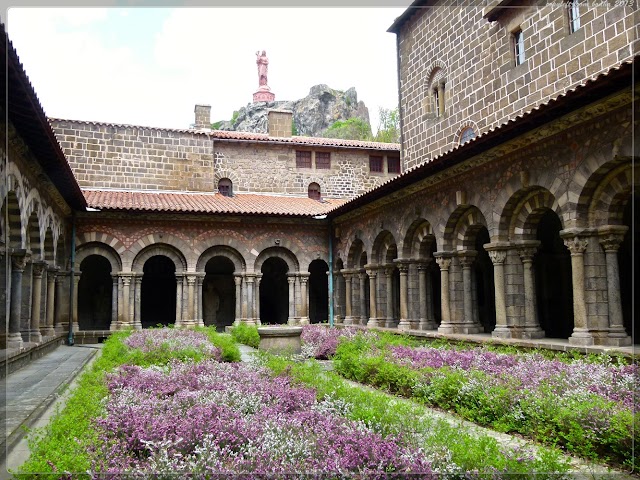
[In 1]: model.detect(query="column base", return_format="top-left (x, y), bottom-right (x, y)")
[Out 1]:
top-left (6, 333), bottom-right (24, 350)
top-left (397, 319), bottom-right (411, 331)
top-left (491, 326), bottom-right (513, 339)
top-left (438, 323), bottom-right (481, 334)
top-left (367, 318), bottom-right (380, 328)
top-left (606, 333), bottom-right (632, 346)
top-left (333, 315), bottom-right (343, 325)
top-left (343, 316), bottom-right (354, 325)
top-left (40, 327), bottom-right (56, 337)
top-left (287, 317), bottom-right (299, 326)
top-left (29, 330), bottom-right (43, 343)
top-left (521, 327), bottom-right (545, 339)
top-left (385, 318), bottom-right (397, 328)
top-left (298, 317), bottom-right (310, 326)
top-left (418, 319), bottom-right (437, 330)
top-left (242, 319), bottom-right (257, 326)
top-left (409, 320), bottom-right (419, 330)
top-left (568, 328), bottom-right (595, 346)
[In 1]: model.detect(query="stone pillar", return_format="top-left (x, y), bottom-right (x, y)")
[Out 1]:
top-left (342, 270), bottom-right (353, 325)
top-left (287, 274), bottom-right (296, 325)
top-left (133, 275), bottom-right (142, 330)
top-left (396, 261), bottom-right (411, 330)
top-left (29, 261), bottom-right (46, 342)
top-left (563, 235), bottom-right (592, 346)
top-left (255, 274), bottom-right (262, 325)
top-left (55, 272), bottom-right (68, 334)
top-left (110, 275), bottom-right (119, 330)
top-left (517, 243), bottom-right (544, 339)
top-left (234, 275), bottom-right (242, 325)
top-left (245, 274), bottom-right (256, 325)
top-left (8, 251), bottom-right (28, 349)
top-left (42, 267), bottom-right (57, 337)
top-left (487, 247), bottom-right (511, 338)
top-left (599, 227), bottom-right (631, 346)
top-left (358, 270), bottom-right (367, 325)
top-left (384, 266), bottom-right (395, 328)
top-left (185, 274), bottom-right (196, 327)
top-left (175, 274), bottom-right (183, 326)
top-left (71, 271), bottom-right (80, 334)
top-left (299, 273), bottom-right (309, 325)
top-left (458, 251), bottom-right (479, 333)
top-left (196, 273), bottom-right (205, 327)
top-left (121, 274), bottom-right (132, 328)
top-left (365, 266), bottom-right (379, 327)
top-left (435, 254), bottom-right (452, 334)
top-left (417, 261), bottom-right (436, 330)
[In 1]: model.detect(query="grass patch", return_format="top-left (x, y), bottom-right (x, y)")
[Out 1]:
top-left (230, 322), bottom-right (260, 348)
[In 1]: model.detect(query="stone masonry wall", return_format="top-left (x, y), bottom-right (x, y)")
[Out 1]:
top-left (51, 119), bottom-right (399, 198)
top-left (398, 2), bottom-right (636, 169)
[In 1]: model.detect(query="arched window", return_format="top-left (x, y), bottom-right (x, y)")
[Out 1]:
top-left (459, 127), bottom-right (476, 145)
top-left (218, 178), bottom-right (232, 197)
top-left (308, 182), bottom-right (321, 201)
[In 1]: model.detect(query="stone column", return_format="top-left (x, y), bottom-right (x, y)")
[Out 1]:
top-left (417, 261), bottom-right (436, 330)
top-left (196, 273), bottom-right (205, 327)
top-left (133, 275), bottom-right (142, 330)
top-left (458, 251), bottom-right (478, 332)
top-left (255, 274), bottom-right (262, 325)
top-left (245, 274), bottom-right (256, 325)
top-left (435, 254), bottom-right (452, 334)
top-left (29, 261), bottom-right (46, 342)
top-left (487, 248), bottom-right (511, 338)
top-left (234, 275), bottom-right (242, 325)
top-left (563, 235), bottom-right (592, 346)
top-left (599, 227), bottom-right (631, 346)
top-left (384, 266), bottom-right (395, 328)
top-left (342, 270), bottom-right (353, 325)
top-left (517, 243), bottom-right (544, 339)
top-left (55, 271), bottom-right (68, 334)
top-left (365, 266), bottom-right (379, 327)
top-left (8, 251), bottom-right (29, 349)
top-left (174, 274), bottom-right (183, 326)
top-left (185, 274), bottom-right (196, 327)
top-left (121, 274), bottom-right (132, 328)
top-left (287, 274), bottom-right (296, 325)
top-left (42, 267), bottom-right (57, 337)
top-left (110, 275), bottom-right (119, 330)
top-left (299, 273), bottom-right (309, 325)
top-left (396, 261), bottom-right (411, 330)
top-left (358, 270), bottom-right (367, 326)
top-left (69, 270), bottom-right (80, 334)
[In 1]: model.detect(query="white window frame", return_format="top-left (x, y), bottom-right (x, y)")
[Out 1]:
top-left (568, 1), bottom-right (580, 33)
top-left (513, 29), bottom-right (525, 66)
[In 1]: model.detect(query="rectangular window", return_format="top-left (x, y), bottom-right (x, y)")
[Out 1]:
top-left (296, 150), bottom-right (311, 169)
top-left (513, 28), bottom-right (525, 66)
top-left (369, 155), bottom-right (383, 173)
top-left (316, 152), bottom-right (331, 169)
top-left (387, 156), bottom-right (401, 174)
top-left (568, 1), bottom-right (580, 33)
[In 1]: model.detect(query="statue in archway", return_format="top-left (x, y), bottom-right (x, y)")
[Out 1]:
top-left (256, 50), bottom-right (269, 87)
top-left (203, 282), bottom-right (221, 326)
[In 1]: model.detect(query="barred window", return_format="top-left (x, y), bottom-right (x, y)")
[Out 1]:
top-left (387, 156), bottom-right (401, 173)
top-left (369, 155), bottom-right (383, 173)
top-left (513, 28), bottom-right (525, 66)
top-left (316, 152), bottom-right (331, 169)
top-left (296, 151), bottom-right (312, 168)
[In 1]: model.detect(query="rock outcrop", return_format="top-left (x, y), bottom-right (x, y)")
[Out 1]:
top-left (214, 85), bottom-right (370, 137)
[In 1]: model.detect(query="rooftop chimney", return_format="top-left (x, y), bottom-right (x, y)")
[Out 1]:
top-left (194, 104), bottom-right (211, 130)
top-left (268, 109), bottom-right (293, 137)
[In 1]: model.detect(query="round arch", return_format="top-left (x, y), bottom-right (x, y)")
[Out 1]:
top-left (127, 233), bottom-right (192, 271)
top-left (254, 246), bottom-right (299, 273)
top-left (132, 243), bottom-right (187, 273)
top-left (2, 190), bottom-right (23, 250)
top-left (346, 238), bottom-right (366, 269)
top-left (197, 245), bottom-right (246, 273)
top-left (446, 205), bottom-right (489, 251)
top-left (75, 242), bottom-right (123, 273)
top-left (402, 218), bottom-right (436, 259)
top-left (508, 188), bottom-right (561, 241)
top-left (372, 230), bottom-right (398, 265)
top-left (587, 162), bottom-right (636, 227)
top-left (26, 209), bottom-right (42, 259)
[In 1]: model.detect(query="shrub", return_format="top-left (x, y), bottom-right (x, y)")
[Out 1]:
top-left (230, 322), bottom-right (260, 348)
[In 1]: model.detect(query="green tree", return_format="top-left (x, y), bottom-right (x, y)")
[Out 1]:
top-left (374, 107), bottom-right (400, 143)
top-left (323, 117), bottom-right (372, 141)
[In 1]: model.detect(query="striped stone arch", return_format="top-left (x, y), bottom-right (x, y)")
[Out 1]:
top-left (508, 188), bottom-right (561, 241)
top-left (254, 246), bottom-right (299, 273)
top-left (2, 189), bottom-right (23, 250)
top-left (132, 243), bottom-right (188, 273)
top-left (453, 120), bottom-right (480, 148)
top-left (334, 255), bottom-right (345, 271)
top-left (76, 231), bottom-right (126, 255)
top-left (127, 233), bottom-right (193, 271)
top-left (346, 237), bottom-right (366, 269)
top-left (372, 230), bottom-right (398, 265)
top-left (55, 234), bottom-right (66, 268)
top-left (43, 227), bottom-right (55, 263)
top-left (26, 207), bottom-right (42, 259)
top-left (75, 242), bottom-right (123, 273)
top-left (23, 187), bottom-right (42, 223)
top-left (588, 162), bottom-right (636, 227)
top-left (197, 245), bottom-right (246, 272)
top-left (442, 205), bottom-right (487, 251)
top-left (213, 169), bottom-right (241, 193)
top-left (401, 218), bottom-right (435, 259)
top-left (426, 60), bottom-right (447, 87)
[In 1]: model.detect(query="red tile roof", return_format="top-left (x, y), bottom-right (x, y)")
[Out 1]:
top-left (48, 118), bottom-right (400, 151)
top-left (83, 189), bottom-right (346, 217)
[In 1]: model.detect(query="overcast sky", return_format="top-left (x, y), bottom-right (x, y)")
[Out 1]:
top-left (6, 7), bottom-right (409, 133)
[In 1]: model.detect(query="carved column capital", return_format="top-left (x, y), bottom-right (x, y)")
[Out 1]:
top-left (234, 274), bottom-right (243, 286)
top-left (435, 256), bottom-right (451, 271)
top-left (488, 250), bottom-right (507, 265)
top-left (32, 260), bottom-right (48, 277)
top-left (11, 250), bottom-right (30, 271)
top-left (563, 236), bottom-right (589, 255)
top-left (245, 273), bottom-right (256, 284)
top-left (416, 262), bottom-right (431, 272)
top-left (457, 250), bottom-right (477, 267)
top-left (598, 226), bottom-right (627, 253)
top-left (394, 259), bottom-right (411, 273)
top-left (286, 275), bottom-right (295, 285)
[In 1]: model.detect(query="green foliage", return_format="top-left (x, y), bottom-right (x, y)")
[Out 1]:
top-left (195, 327), bottom-right (241, 362)
top-left (230, 322), bottom-right (260, 348)
top-left (323, 117), bottom-right (372, 141)
top-left (230, 110), bottom-right (239, 126)
top-left (211, 120), bottom-right (223, 130)
top-left (373, 107), bottom-right (400, 143)
top-left (292, 120), bottom-right (298, 136)
top-left (258, 354), bottom-right (571, 478)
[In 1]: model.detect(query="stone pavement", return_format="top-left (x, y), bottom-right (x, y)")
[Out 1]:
top-left (1, 344), bottom-right (101, 479)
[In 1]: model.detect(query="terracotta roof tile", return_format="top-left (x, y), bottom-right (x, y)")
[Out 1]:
top-left (83, 189), bottom-right (346, 217)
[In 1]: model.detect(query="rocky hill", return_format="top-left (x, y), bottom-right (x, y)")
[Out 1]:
top-left (213, 85), bottom-right (370, 137)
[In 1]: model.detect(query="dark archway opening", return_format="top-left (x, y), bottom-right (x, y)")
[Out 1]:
top-left (260, 257), bottom-right (289, 324)
top-left (619, 194), bottom-right (637, 342)
top-left (428, 242), bottom-right (441, 325)
top-left (535, 210), bottom-right (573, 338)
top-left (203, 256), bottom-right (235, 331)
top-left (309, 259), bottom-right (329, 323)
top-left (475, 228), bottom-right (496, 333)
top-left (141, 255), bottom-right (176, 328)
top-left (78, 255), bottom-right (112, 330)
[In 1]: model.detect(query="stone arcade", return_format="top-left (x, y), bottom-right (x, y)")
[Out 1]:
top-left (1, 1), bottom-right (637, 360)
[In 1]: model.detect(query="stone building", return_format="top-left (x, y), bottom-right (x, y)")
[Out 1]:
top-left (1, 0), bottom-right (637, 357)
top-left (329, 0), bottom-right (636, 346)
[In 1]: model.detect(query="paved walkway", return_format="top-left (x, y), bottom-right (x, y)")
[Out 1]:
top-left (1, 342), bottom-right (633, 479)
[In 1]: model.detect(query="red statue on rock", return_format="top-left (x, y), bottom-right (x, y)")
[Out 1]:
top-left (253, 50), bottom-right (275, 103)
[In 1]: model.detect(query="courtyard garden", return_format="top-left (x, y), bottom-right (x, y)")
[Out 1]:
top-left (16, 324), bottom-right (637, 478)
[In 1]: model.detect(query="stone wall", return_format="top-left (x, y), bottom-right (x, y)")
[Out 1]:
top-left (51, 119), bottom-right (400, 198)
top-left (397, 2), bottom-right (636, 169)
